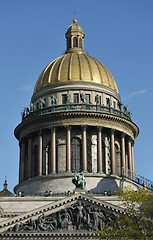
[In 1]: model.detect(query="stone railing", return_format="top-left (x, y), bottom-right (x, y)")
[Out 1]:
top-left (22, 103), bottom-right (131, 121)
top-left (122, 167), bottom-right (153, 191)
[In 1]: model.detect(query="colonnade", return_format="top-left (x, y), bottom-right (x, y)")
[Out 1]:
top-left (19, 126), bottom-right (135, 183)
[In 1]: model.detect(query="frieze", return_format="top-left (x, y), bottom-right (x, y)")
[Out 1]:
top-left (7, 201), bottom-right (118, 233)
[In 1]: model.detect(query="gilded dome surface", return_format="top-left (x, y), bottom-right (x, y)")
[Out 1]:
top-left (34, 52), bottom-right (118, 94)
top-left (33, 20), bottom-right (118, 94)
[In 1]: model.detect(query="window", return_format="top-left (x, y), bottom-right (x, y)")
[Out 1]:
top-left (73, 93), bottom-right (79, 103)
top-left (79, 38), bottom-right (82, 48)
top-left (71, 138), bottom-right (81, 172)
top-left (106, 98), bottom-right (109, 107)
top-left (68, 38), bottom-right (71, 48)
top-left (62, 94), bottom-right (67, 104)
top-left (73, 37), bottom-right (77, 47)
top-left (113, 101), bottom-right (116, 109)
top-left (85, 94), bottom-right (90, 104)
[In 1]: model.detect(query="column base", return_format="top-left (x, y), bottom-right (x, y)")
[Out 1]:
top-left (82, 170), bottom-right (88, 173)
top-left (66, 171), bottom-right (72, 173)
top-left (98, 171), bottom-right (103, 174)
top-left (51, 172), bottom-right (56, 174)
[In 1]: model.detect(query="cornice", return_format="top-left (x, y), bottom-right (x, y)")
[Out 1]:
top-left (14, 111), bottom-right (139, 140)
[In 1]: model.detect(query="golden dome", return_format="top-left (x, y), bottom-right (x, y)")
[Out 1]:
top-left (33, 20), bottom-right (118, 94)
top-left (33, 52), bottom-right (118, 94)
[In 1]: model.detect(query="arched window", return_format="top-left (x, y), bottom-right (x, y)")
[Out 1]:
top-left (71, 138), bottom-right (81, 172)
top-left (73, 37), bottom-right (77, 47)
top-left (33, 145), bottom-right (38, 177)
top-left (68, 38), bottom-right (71, 48)
top-left (79, 38), bottom-right (82, 48)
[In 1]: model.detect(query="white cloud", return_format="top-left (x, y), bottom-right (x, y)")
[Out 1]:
top-left (18, 85), bottom-right (33, 92)
top-left (122, 89), bottom-right (147, 100)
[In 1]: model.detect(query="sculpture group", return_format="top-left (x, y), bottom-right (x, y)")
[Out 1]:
top-left (8, 201), bottom-right (116, 232)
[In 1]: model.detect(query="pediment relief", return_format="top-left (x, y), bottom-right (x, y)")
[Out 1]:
top-left (0, 193), bottom-right (123, 234)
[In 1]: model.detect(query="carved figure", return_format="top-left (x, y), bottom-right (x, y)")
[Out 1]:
top-left (66, 93), bottom-right (71, 103)
top-left (30, 103), bottom-right (34, 112)
top-left (58, 209), bottom-right (72, 230)
top-left (51, 95), bottom-right (57, 105)
top-left (108, 97), bottom-right (112, 107)
top-left (71, 202), bottom-right (86, 230)
top-left (123, 105), bottom-right (128, 114)
top-left (7, 202), bottom-right (116, 233)
top-left (80, 93), bottom-right (85, 103)
top-left (128, 111), bottom-right (131, 118)
top-left (95, 94), bottom-right (100, 104)
top-left (39, 98), bottom-right (46, 109)
top-left (72, 172), bottom-right (86, 189)
top-left (22, 107), bottom-right (29, 119)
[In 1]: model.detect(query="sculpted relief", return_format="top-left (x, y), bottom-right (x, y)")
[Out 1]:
top-left (8, 201), bottom-right (117, 233)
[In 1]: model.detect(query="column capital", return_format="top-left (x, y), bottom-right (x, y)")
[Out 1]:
top-left (111, 128), bottom-right (115, 134)
top-left (97, 126), bottom-right (103, 132)
top-left (39, 129), bottom-right (43, 136)
top-left (81, 125), bottom-right (88, 131)
top-left (121, 132), bottom-right (126, 137)
top-left (66, 125), bottom-right (71, 131)
top-left (51, 126), bottom-right (56, 132)
top-left (127, 136), bottom-right (132, 142)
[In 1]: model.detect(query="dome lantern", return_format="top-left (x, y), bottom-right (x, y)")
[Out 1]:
top-left (65, 19), bottom-right (85, 53)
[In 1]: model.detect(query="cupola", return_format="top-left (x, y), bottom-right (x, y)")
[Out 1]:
top-left (65, 19), bottom-right (85, 53)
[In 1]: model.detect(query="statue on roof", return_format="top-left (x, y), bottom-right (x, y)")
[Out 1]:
top-left (72, 172), bottom-right (86, 189)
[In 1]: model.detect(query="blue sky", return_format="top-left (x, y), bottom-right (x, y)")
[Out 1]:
top-left (0, 0), bottom-right (153, 193)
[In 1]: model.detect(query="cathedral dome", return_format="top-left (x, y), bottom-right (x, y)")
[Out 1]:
top-left (33, 19), bottom-right (118, 95)
top-left (33, 52), bottom-right (118, 94)
top-left (14, 19), bottom-right (139, 197)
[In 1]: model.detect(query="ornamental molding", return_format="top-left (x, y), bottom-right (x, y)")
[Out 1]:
top-left (15, 111), bottom-right (139, 140)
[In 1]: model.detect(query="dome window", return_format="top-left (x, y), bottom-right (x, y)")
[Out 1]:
top-left (73, 93), bottom-right (79, 103)
top-left (73, 37), bottom-right (77, 47)
top-left (79, 38), bottom-right (82, 48)
top-left (62, 94), bottom-right (67, 104)
top-left (68, 38), bottom-right (71, 49)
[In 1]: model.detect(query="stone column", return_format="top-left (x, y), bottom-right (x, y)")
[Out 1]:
top-left (71, 37), bottom-right (73, 48)
top-left (27, 138), bottom-right (32, 178)
top-left (82, 38), bottom-right (84, 50)
top-left (128, 137), bottom-right (132, 172)
top-left (20, 141), bottom-right (25, 182)
top-left (111, 129), bottom-right (115, 174)
top-left (19, 142), bottom-right (23, 183)
top-left (66, 126), bottom-right (71, 172)
top-left (97, 127), bottom-right (103, 173)
top-left (51, 127), bottom-right (56, 173)
top-left (131, 142), bottom-right (135, 179)
top-left (121, 133), bottom-right (126, 176)
top-left (46, 146), bottom-right (49, 175)
top-left (38, 132), bottom-right (43, 176)
top-left (77, 37), bottom-right (80, 48)
top-left (82, 125), bottom-right (87, 172)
